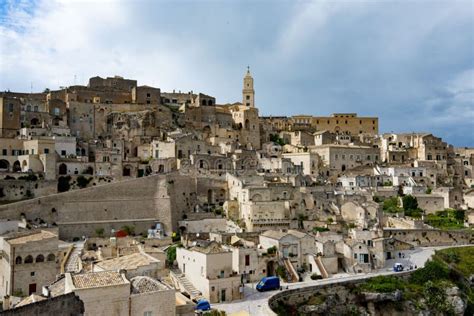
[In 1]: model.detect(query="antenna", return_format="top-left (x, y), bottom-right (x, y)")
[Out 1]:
top-left (30, 82), bottom-right (33, 94)
top-left (74, 74), bottom-right (77, 85)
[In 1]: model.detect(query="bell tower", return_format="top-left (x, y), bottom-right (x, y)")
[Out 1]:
top-left (242, 66), bottom-right (255, 107)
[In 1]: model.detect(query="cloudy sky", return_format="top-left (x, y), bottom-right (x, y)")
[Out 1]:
top-left (1, 0), bottom-right (473, 146)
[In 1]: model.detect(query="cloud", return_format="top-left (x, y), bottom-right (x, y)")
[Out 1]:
top-left (0, 0), bottom-right (473, 146)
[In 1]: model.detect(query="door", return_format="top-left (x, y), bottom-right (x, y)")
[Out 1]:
top-left (221, 289), bottom-right (226, 302)
top-left (29, 283), bottom-right (36, 295)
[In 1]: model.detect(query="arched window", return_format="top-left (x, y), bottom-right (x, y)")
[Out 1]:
top-left (36, 254), bottom-right (44, 263)
top-left (47, 254), bottom-right (55, 262)
top-left (25, 255), bottom-right (33, 263)
top-left (15, 256), bottom-right (22, 264)
top-left (33, 105), bottom-right (39, 112)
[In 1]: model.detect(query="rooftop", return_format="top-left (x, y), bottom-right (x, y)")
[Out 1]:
top-left (6, 230), bottom-right (57, 245)
top-left (95, 252), bottom-right (159, 271)
top-left (72, 271), bottom-right (127, 289)
top-left (130, 276), bottom-right (169, 294)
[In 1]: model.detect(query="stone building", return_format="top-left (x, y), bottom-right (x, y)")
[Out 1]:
top-left (176, 241), bottom-right (241, 303)
top-left (0, 230), bottom-right (59, 298)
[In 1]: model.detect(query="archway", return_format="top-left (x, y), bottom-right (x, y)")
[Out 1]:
top-left (267, 261), bottom-right (275, 277)
top-left (36, 254), bottom-right (44, 263)
top-left (58, 163), bottom-right (67, 175)
top-left (13, 161), bottom-right (21, 172)
top-left (123, 165), bottom-right (132, 177)
top-left (0, 159), bottom-right (9, 172)
top-left (30, 118), bottom-right (40, 126)
top-left (342, 164), bottom-right (346, 172)
top-left (245, 119), bottom-right (250, 130)
top-left (22, 160), bottom-right (28, 171)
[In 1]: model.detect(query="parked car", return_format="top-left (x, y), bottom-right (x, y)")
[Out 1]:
top-left (393, 262), bottom-right (404, 272)
top-left (256, 276), bottom-right (280, 292)
top-left (195, 299), bottom-right (211, 312)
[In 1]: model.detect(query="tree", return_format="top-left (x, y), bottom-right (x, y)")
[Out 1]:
top-left (76, 175), bottom-right (92, 188)
top-left (57, 176), bottom-right (71, 192)
top-left (402, 195), bottom-right (418, 211)
top-left (166, 245), bottom-right (177, 266)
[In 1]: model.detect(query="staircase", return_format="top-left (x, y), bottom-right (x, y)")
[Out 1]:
top-left (65, 242), bottom-right (84, 273)
top-left (283, 258), bottom-right (299, 283)
top-left (315, 256), bottom-right (329, 279)
top-left (170, 269), bottom-right (204, 302)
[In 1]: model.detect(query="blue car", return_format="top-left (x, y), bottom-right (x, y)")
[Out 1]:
top-left (196, 299), bottom-right (211, 312)
top-left (256, 276), bottom-right (280, 292)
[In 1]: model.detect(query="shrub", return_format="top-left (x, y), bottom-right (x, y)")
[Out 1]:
top-left (18, 174), bottom-right (38, 181)
top-left (95, 228), bottom-right (105, 238)
top-left (76, 175), bottom-right (92, 188)
top-left (360, 275), bottom-right (405, 293)
top-left (167, 245), bottom-right (177, 266)
top-left (267, 246), bottom-right (277, 255)
top-left (410, 260), bottom-right (449, 285)
top-left (57, 176), bottom-right (71, 192)
top-left (313, 226), bottom-right (329, 233)
top-left (276, 266), bottom-right (286, 279)
top-left (310, 273), bottom-right (322, 280)
top-left (402, 195), bottom-right (418, 211)
top-left (383, 197), bottom-right (401, 213)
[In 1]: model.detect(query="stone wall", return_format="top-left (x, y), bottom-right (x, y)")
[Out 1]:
top-left (0, 293), bottom-right (84, 315)
top-left (0, 173), bottom-right (197, 240)
top-left (383, 228), bottom-right (474, 246)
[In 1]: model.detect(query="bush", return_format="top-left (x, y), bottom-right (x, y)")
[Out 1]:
top-left (95, 228), bottom-right (105, 237)
top-left (267, 246), bottom-right (277, 254)
top-left (360, 276), bottom-right (405, 293)
top-left (410, 260), bottom-right (449, 285)
top-left (313, 226), bottom-right (329, 233)
top-left (383, 197), bottom-right (401, 213)
top-left (4, 175), bottom-right (16, 180)
top-left (167, 245), bottom-right (177, 266)
top-left (402, 195), bottom-right (418, 211)
top-left (76, 175), bottom-right (92, 188)
top-left (310, 273), bottom-right (322, 280)
top-left (276, 266), bottom-right (286, 279)
top-left (57, 176), bottom-right (71, 192)
top-left (120, 225), bottom-right (135, 236)
top-left (18, 174), bottom-right (38, 181)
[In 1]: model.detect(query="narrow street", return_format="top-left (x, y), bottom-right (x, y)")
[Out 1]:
top-left (214, 246), bottom-right (460, 316)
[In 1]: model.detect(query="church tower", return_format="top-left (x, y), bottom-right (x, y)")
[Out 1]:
top-left (242, 67), bottom-right (255, 107)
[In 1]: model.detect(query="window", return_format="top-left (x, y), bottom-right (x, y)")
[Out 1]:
top-left (33, 106), bottom-right (38, 112)
top-left (8, 103), bottom-right (14, 112)
top-left (30, 271), bottom-right (35, 276)
top-left (146, 93), bottom-right (151, 97)
top-left (144, 312), bottom-right (152, 316)
top-left (246, 95), bottom-right (250, 100)
top-left (61, 150), bottom-right (66, 156)
top-left (54, 108), bottom-right (60, 115)
top-left (245, 254), bottom-right (250, 266)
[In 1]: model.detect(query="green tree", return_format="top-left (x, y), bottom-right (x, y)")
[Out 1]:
top-left (402, 195), bottom-right (418, 211)
top-left (76, 175), bottom-right (92, 188)
top-left (57, 176), bottom-right (71, 192)
top-left (167, 245), bottom-right (177, 266)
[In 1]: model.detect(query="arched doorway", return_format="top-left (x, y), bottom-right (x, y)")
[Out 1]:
top-left (30, 118), bottom-right (40, 126)
top-left (245, 119), bottom-right (250, 130)
top-left (58, 163), bottom-right (67, 175)
top-left (342, 164), bottom-right (346, 172)
top-left (123, 165), bottom-right (132, 177)
top-left (0, 160), bottom-right (9, 172)
top-left (13, 161), bottom-right (21, 172)
top-left (267, 261), bottom-right (275, 277)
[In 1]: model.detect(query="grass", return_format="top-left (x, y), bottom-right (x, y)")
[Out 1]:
top-left (436, 246), bottom-right (474, 276)
top-left (359, 275), bottom-right (405, 293)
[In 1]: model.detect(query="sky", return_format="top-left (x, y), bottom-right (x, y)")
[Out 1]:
top-left (0, 0), bottom-right (473, 146)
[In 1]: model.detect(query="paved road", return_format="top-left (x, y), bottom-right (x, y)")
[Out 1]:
top-left (214, 246), bottom-right (465, 316)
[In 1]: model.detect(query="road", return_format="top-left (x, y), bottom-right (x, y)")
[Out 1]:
top-left (213, 246), bottom-right (463, 316)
